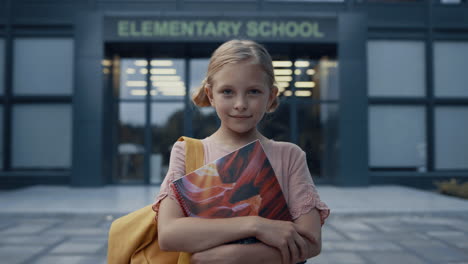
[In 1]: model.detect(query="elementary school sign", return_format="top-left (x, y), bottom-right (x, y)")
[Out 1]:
top-left (104, 17), bottom-right (337, 42)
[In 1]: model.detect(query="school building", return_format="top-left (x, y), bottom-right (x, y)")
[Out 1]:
top-left (0, 0), bottom-right (467, 189)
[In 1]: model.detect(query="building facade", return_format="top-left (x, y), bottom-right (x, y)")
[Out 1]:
top-left (0, 0), bottom-right (467, 189)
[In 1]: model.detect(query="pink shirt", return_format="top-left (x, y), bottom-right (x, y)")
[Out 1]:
top-left (153, 137), bottom-right (330, 225)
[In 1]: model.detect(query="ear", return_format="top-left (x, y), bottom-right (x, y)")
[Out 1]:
top-left (267, 86), bottom-right (279, 111)
top-left (204, 85), bottom-right (214, 106)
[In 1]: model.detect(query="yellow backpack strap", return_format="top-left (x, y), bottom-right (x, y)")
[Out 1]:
top-left (178, 136), bottom-right (204, 173)
top-left (176, 136), bottom-right (204, 264)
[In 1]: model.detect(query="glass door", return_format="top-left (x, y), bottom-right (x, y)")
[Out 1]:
top-left (259, 52), bottom-right (339, 184)
top-left (115, 58), bottom-right (147, 183)
top-left (110, 42), bottom-right (338, 185)
top-left (114, 57), bottom-right (192, 184)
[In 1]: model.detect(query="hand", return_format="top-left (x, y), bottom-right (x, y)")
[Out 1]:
top-left (254, 217), bottom-right (309, 264)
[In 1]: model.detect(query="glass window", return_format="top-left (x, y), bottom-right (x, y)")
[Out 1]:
top-left (151, 59), bottom-right (186, 98)
top-left (193, 107), bottom-right (218, 140)
top-left (119, 58), bottom-right (147, 99)
top-left (0, 106), bottom-right (3, 170)
top-left (0, 38), bottom-right (4, 95)
top-left (259, 101), bottom-right (291, 142)
top-left (315, 58), bottom-right (338, 101)
top-left (434, 42), bottom-right (468, 98)
top-left (189, 58), bottom-right (209, 96)
top-left (297, 103), bottom-right (339, 180)
top-left (369, 106), bottom-right (426, 170)
top-left (273, 59), bottom-right (294, 98)
top-left (117, 103), bottom-right (146, 183)
top-left (368, 41), bottom-right (426, 97)
top-left (435, 107), bottom-right (468, 170)
top-left (12, 104), bottom-right (72, 169)
top-left (189, 58), bottom-right (219, 139)
top-left (150, 102), bottom-right (184, 184)
top-left (13, 38), bottom-right (73, 95)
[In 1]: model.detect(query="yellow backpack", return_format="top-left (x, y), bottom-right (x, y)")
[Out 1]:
top-left (107, 136), bottom-right (203, 264)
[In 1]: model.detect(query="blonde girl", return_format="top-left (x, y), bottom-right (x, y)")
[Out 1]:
top-left (153, 39), bottom-right (330, 264)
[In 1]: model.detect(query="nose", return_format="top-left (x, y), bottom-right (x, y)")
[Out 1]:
top-left (234, 95), bottom-right (248, 111)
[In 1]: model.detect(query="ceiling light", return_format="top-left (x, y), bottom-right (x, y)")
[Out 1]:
top-left (273, 61), bottom-right (292, 67)
top-left (295, 90), bottom-right (312, 97)
top-left (151, 60), bottom-right (174, 67)
top-left (295, 82), bottom-right (315, 88)
top-left (294, 61), bottom-right (310, 68)
top-left (274, 69), bottom-right (292, 75)
top-left (151, 69), bottom-right (177, 75)
top-left (134, 60), bottom-right (148, 67)
top-left (126, 81), bottom-right (147, 87)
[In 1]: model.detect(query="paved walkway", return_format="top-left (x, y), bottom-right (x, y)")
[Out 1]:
top-left (0, 185), bottom-right (467, 264)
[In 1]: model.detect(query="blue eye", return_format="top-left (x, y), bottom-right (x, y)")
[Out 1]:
top-left (222, 89), bottom-right (233, 95)
top-left (249, 89), bottom-right (261, 94)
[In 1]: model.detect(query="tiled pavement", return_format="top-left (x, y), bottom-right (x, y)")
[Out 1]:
top-left (1, 185), bottom-right (468, 264)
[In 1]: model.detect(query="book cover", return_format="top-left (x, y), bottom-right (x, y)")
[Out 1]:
top-left (171, 140), bottom-right (292, 222)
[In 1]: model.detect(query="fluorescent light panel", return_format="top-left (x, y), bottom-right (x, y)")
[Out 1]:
top-left (295, 90), bottom-right (312, 97)
top-left (274, 69), bottom-right (292, 75)
top-left (273, 61), bottom-right (292, 67)
top-left (126, 81), bottom-right (147, 87)
top-left (295, 82), bottom-right (315, 88)
top-left (294, 61), bottom-right (310, 68)
top-left (151, 60), bottom-right (174, 67)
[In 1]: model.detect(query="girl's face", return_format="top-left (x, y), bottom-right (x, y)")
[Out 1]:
top-left (205, 60), bottom-right (277, 137)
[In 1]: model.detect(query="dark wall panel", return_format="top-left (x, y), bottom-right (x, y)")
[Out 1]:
top-left (72, 10), bottom-right (105, 186)
top-left (263, 1), bottom-right (347, 12)
top-left (96, 2), bottom-right (177, 12)
top-left (433, 7), bottom-right (468, 29)
top-left (356, 4), bottom-right (426, 29)
top-left (337, 12), bottom-right (368, 186)
top-left (12, 1), bottom-right (88, 24)
top-left (0, 0), bottom-right (5, 24)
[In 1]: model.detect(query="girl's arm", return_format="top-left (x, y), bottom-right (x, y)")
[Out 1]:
top-left (157, 196), bottom-right (314, 256)
top-left (293, 208), bottom-right (323, 259)
top-left (190, 209), bottom-right (322, 264)
top-left (158, 196), bottom-right (258, 253)
top-left (190, 243), bottom-right (282, 264)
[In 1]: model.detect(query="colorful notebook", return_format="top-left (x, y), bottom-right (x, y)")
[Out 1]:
top-left (171, 139), bottom-right (308, 264)
top-left (171, 139), bottom-right (292, 222)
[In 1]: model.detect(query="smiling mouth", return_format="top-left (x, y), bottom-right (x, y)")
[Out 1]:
top-left (230, 115), bottom-right (252, 118)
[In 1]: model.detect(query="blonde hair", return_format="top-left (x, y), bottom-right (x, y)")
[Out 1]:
top-left (192, 39), bottom-right (279, 113)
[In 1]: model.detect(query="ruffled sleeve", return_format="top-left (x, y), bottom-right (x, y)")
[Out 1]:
top-left (288, 148), bottom-right (330, 225)
top-left (152, 141), bottom-right (187, 219)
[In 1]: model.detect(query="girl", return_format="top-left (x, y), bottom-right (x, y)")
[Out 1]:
top-left (153, 39), bottom-right (330, 264)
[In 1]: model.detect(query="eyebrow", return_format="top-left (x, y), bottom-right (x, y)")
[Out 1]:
top-left (217, 84), bottom-right (265, 89)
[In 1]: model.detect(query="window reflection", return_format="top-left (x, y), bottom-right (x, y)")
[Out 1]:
top-left (272, 58), bottom-right (337, 100)
top-left (297, 103), bottom-right (339, 180)
top-left (189, 59), bottom-right (209, 95)
top-left (259, 101), bottom-right (290, 142)
top-left (13, 38), bottom-right (73, 96)
top-left (0, 39), bottom-right (4, 95)
top-left (117, 103), bottom-right (145, 182)
top-left (315, 58), bottom-right (338, 101)
top-left (151, 59), bottom-right (186, 98)
top-left (369, 106), bottom-right (426, 170)
top-left (435, 107), bottom-right (468, 170)
top-left (12, 105), bottom-right (72, 169)
top-left (193, 107), bottom-right (219, 140)
top-left (150, 103), bottom-right (184, 183)
top-left (119, 58), bottom-right (147, 99)
top-left (189, 58), bottom-right (218, 139)
top-left (0, 106), bottom-right (3, 170)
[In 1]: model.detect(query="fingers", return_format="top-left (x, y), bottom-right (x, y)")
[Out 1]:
top-left (280, 244), bottom-right (290, 264)
top-left (294, 232), bottom-right (309, 262)
top-left (288, 236), bottom-right (300, 264)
